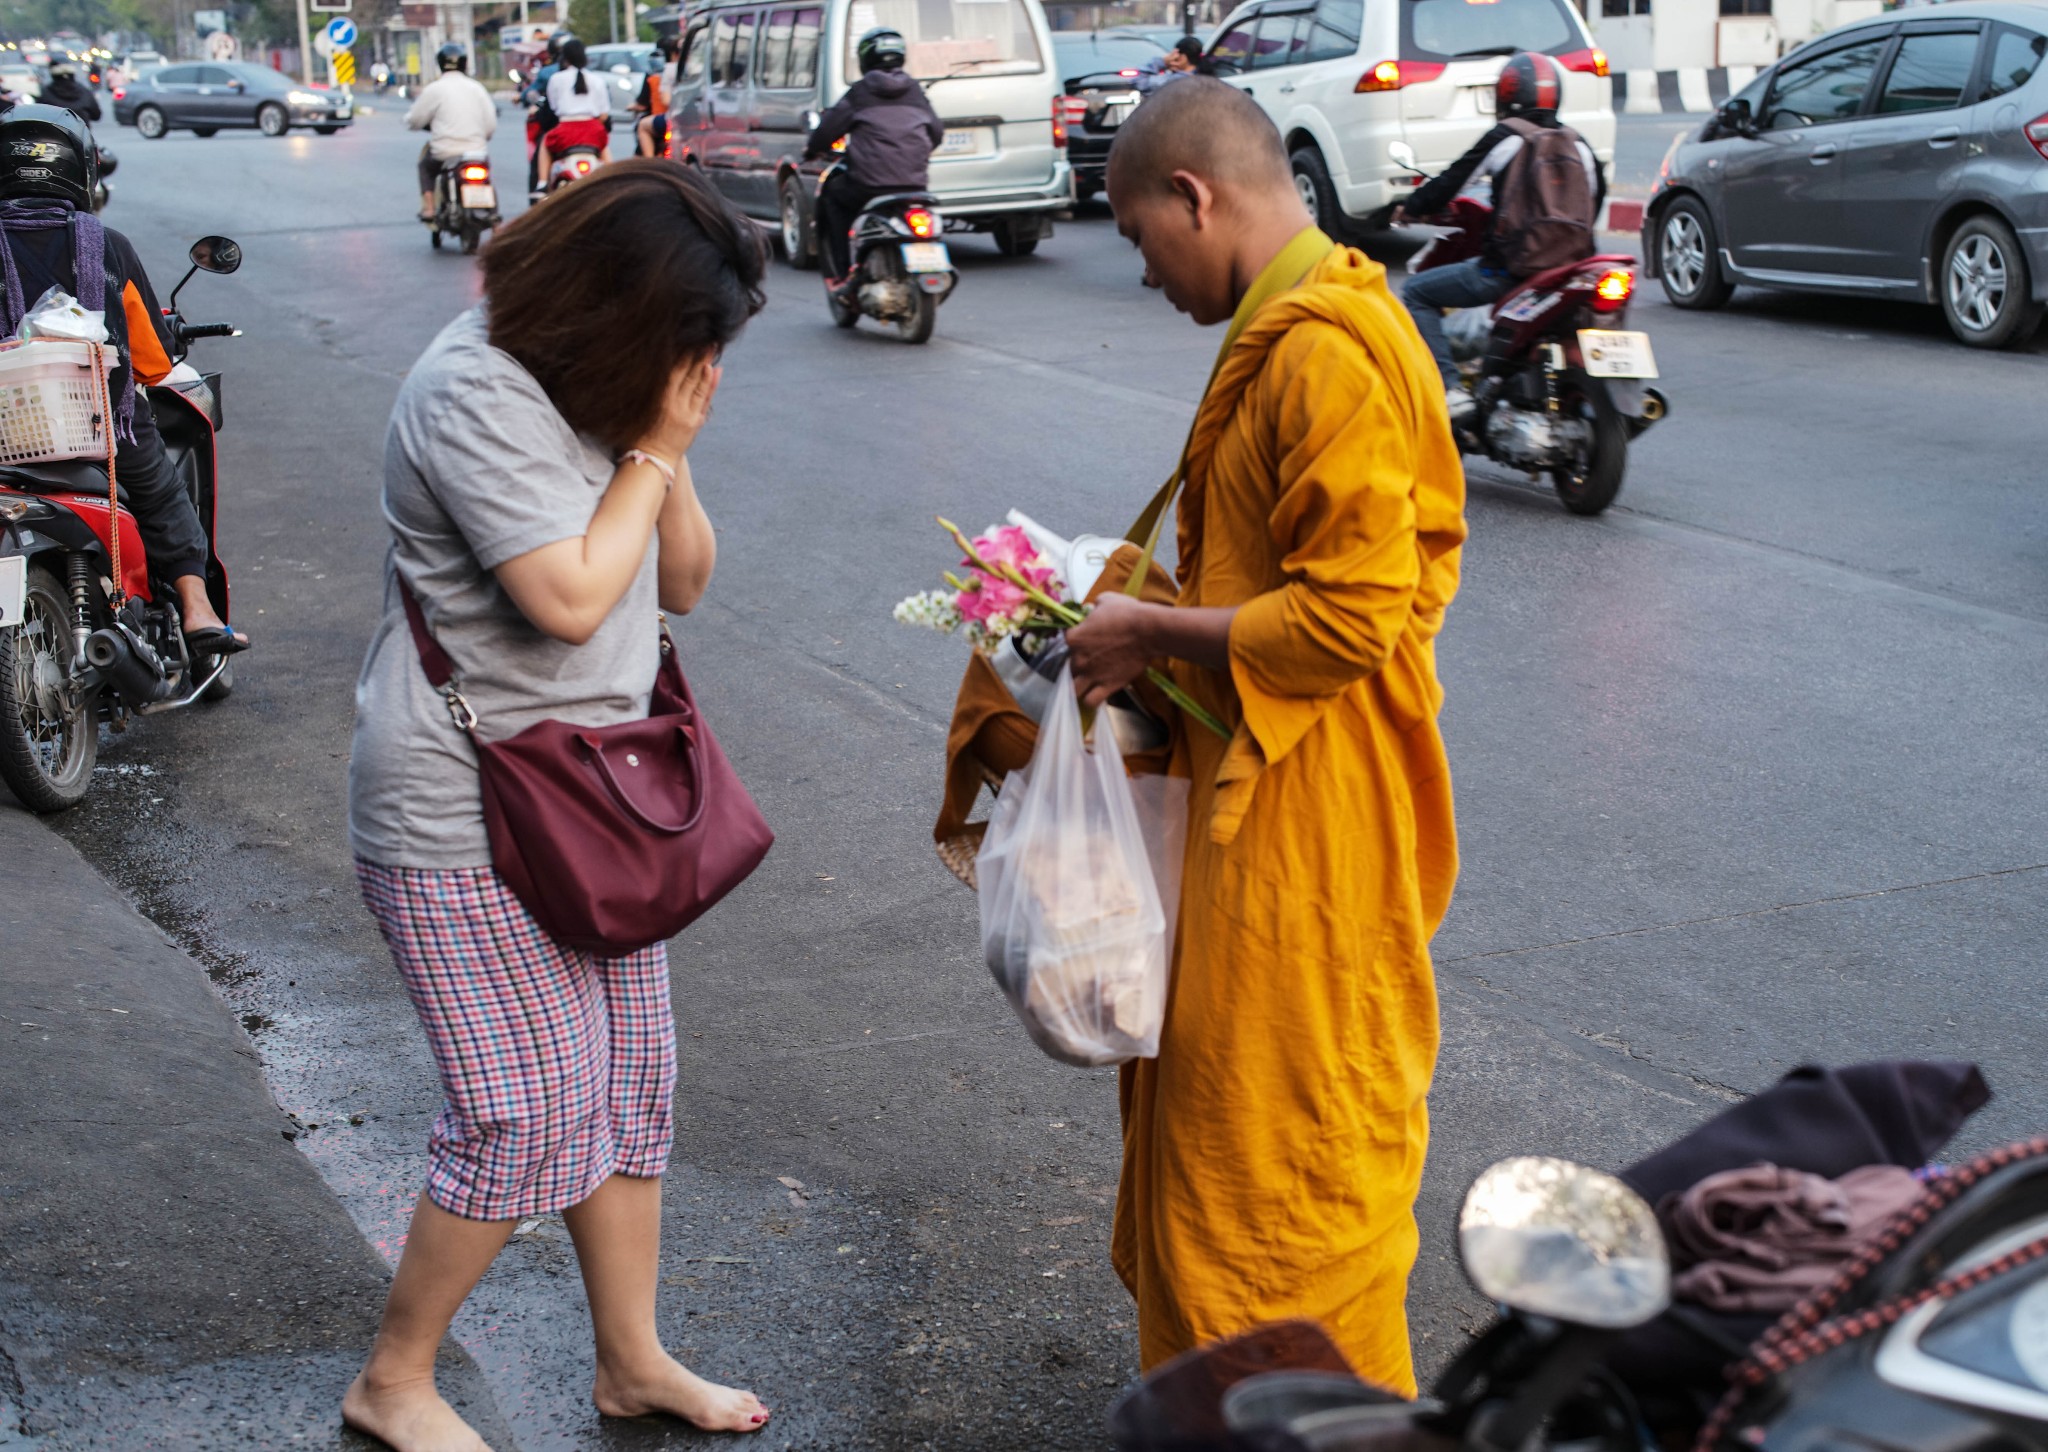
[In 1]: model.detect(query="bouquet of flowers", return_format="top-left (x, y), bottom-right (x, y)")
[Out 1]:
top-left (893, 516), bottom-right (1227, 740)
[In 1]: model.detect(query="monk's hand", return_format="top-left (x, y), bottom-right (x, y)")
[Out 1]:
top-left (1066, 594), bottom-right (1157, 709)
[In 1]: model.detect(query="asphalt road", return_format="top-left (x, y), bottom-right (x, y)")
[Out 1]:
top-left (36, 104), bottom-right (2048, 1450)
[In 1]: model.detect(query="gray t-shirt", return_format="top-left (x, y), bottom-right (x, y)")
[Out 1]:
top-left (349, 307), bottom-right (660, 868)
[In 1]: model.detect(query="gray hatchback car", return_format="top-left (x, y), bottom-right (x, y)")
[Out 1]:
top-left (1643, 3), bottom-right (2048, 347)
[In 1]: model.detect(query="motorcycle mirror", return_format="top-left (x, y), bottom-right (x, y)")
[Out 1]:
top-left (1458, 1156), bottom-right (1671, 1330)
top-left (508, 66), bottom-right (523, 84)
top-left (189, 236), bottom-right (242, 275)
top-left (1387, 140), bottom-right (1417, 170)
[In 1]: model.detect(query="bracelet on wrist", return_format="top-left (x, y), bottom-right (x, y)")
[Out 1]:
top-left (619, 449), bottom-right (678, 489)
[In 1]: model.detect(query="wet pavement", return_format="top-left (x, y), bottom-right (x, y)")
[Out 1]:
top-left (12, 103), bottom-right (2048, 1449)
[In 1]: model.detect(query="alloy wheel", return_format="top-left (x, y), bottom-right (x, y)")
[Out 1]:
top-left (1948, 233), bottom-right (2008, 335)
top-left (1662, 211), bottom-right (1707, 298)
top-left (1294, 170), bottom-right (1320, 225)
top-left (0, 566), bottom-right (95, 810)
top-left (781, 191), bottom-right (802, 257)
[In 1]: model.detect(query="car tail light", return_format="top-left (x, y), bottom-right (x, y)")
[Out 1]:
top-left (1591, 267), bottom-right (1634, 312)
top-left (1555, 46), bottom-right (1609, 77)
top-left (1356, 59), bottom-right (1446, 92)
top-left (2028, 113), bottom-right (2048, 161)
top-left (904, 206), bottom-right (937, 238)
top-left (459, 163), bottom-right (490, 182)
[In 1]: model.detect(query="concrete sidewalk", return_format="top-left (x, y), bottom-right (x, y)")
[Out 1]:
top-left (0, 801), bottom-right (511, 1450)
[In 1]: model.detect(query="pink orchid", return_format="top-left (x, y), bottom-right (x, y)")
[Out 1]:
top-left (955, 574), bottom-right (1027, 626)
top-left (965, 524), bottom-right (1062, 595)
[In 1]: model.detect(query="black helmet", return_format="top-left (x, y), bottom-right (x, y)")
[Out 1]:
top-left (1495, 50), bottom-right (1562, 119)
top-left (855, 26), bottom-right (907, 72)
top-left (436, 41), bottom-right (468, 72)
top-left (546, 31), bottom-right (573, 60)
top-left (0, 104), bottom-right (94, 209)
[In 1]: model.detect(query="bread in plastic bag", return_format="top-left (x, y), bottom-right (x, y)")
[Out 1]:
top-left (976, 664), bottom-right (1181, 1067)
top-left (14, 286), bottom-right (109, 344)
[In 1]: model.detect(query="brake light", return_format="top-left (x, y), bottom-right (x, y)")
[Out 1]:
top-left (2028, 113), bottom-right (2048, 161)
top-left (904, 206), bottom-right (937, 238)
top-left (1118, 67), bottom-right (1139, 77)
top-left (1356, 59), bottom-right (1446, 92)
top-left (111, 86), bottom-right (124, 99)
top-left (831, 135), bottom-right (847, 153)
top-left (1555, 46), bottom-right (1608, 77)
top-left (574, 156), bottom-right (593, 174)
top-left (459, 163), bottom-right (490, 182)
top-left (1591, 268), bottom-right (1633, 312)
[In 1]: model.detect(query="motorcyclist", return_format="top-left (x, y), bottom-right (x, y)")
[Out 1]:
top-left (0, 106), bottom-right (245, 655)
top-left (1393, 51), bottom-right (1604, 417)
top-left (804, 27), bottom-right (943, 282)
top-left (39, 61), bottom-right (100, 123)
top-left (519, 32), bottom-right (570, 196)
top-left (634, 35), bottom-right (681, 158)
top-left (405, 42), bottom-right (496, 224)
top-left (535, 38), bottom-right (610, 191)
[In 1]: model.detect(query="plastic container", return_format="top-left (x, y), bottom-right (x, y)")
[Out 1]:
top-left (0, 340), bottom-right (116, 467)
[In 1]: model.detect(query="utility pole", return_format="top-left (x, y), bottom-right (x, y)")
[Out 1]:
top-left (295, 0), bottom-right (314, 83)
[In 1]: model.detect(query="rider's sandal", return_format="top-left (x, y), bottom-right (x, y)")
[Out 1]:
top-left (185, 624), bottom-right (251, 657)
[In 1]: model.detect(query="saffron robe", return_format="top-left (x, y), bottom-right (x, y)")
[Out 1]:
top-left (1112, 242), bottom-right (1468, 1393)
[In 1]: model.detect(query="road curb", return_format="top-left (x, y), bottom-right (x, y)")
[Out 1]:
top-left (0, 801), bottom-right (515, 1448)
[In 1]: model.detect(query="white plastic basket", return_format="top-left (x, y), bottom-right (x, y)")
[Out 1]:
top-left (0, 339), bottom-right (117, 467)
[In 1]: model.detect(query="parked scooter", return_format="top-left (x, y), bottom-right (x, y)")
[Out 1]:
top-left (1391, 142), bottom-right (1667, 517)
top-left (0, 235), bottom-right (243, 811)
top-left (1112, 1063), bottom-right (2048, 1452)
top-left (427, 151), bottom-right (499, 254)
top-left (816, 156), bottom-right (958, 345)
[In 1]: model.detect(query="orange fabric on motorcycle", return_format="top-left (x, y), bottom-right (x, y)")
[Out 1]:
top-left (1112, 243), bottom-right (1467, 1394)
top-left (122, 279), bottom-right (171, 385)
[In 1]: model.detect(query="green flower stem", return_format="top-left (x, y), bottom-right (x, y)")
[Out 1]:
top-left (936, 516), bottom-right (1231, 743)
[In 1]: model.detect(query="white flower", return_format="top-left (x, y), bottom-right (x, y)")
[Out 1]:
top-left (892, 590), bottom-right (962, 635)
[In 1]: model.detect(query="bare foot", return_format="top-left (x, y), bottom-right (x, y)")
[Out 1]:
top-left (594, 1354), bottom-right (771, 1433)
top-left (342, 1369), bottom-right (494, 1452)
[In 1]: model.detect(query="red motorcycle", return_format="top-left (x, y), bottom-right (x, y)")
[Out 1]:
top-left (0, 234), bottom-right (242, 811)
top-left (1401, 172), bottom-right (1668, 516)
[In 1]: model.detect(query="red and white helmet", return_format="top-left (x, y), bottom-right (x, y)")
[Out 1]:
top-left (1496, 51), bottom-right (1563, 118)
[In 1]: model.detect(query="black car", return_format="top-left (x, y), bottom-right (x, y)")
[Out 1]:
top-left (1052, 31), bottom-right (1170, 200)
top-left (112, 62), bottom-right (353, 138)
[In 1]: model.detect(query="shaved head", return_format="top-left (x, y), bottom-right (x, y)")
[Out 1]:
top-left (1106, 77), bottom-right (1292, 201)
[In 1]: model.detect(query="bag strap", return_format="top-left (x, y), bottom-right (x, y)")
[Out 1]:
top-left (1117, 227), bottom-right (1336, 599)
top-left (396, 574), bottom-right (479, 732)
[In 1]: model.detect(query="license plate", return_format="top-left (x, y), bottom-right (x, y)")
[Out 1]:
top-left (937, 127), bottom-right (992, 157)
top-left (0, 555), bottom-right (23, 628)
top-left (1578, 329), bottom-right (1659, 378)
top-left (901, 241), bottom-right (952, 273)
top-left (1104, 100), bottom-right (1137, 127)
top-left (460, 183), bottom-right (497, 209)
top-left (1473, 87), bottom-right (1496, 115)
top-left (334, 105), bottom-right (352, 119)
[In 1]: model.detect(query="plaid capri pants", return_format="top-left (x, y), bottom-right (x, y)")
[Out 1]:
top-left (356, 861), bottom-right (677, 1221)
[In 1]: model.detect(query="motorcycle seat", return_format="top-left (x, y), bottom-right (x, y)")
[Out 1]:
top-left (862, 191), bottom-right (939, 210)
top-left (0, 458), bottom-right (112, 497)
top-left (1493, 253), bottom-right (1638, 314)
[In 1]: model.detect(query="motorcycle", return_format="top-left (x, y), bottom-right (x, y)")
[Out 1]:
top-left (547, 143), bottom-right (602, 193)
top-left (1391, 142), bottom-right (1667, 517)
top-left (428, 151), bottom-right (499, 254)
top-left (0, 235), bottom-right (243, 812)
top-left (1112, 1061), bottom-right (2048, 1452)
top-left (814, 157), bottom-right (957, 345)
top-left (92, 141), bottom-right (114, 213)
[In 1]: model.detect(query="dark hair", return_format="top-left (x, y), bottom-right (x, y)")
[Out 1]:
top-left (563, 37), bottom-right (588, 90)
top-left (661, 34), bottom-right (681, 58)
top-left (482, 161), bottom-right (766, 451)
top-left (1173, 36), bottom-right (1204, 60)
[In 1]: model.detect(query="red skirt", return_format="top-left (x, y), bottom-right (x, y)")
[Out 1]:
top-left (544, 118), bottom-right (608, 153)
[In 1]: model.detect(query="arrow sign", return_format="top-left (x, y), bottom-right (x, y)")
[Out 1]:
top-left (324, 15), bottom-right (357, 48)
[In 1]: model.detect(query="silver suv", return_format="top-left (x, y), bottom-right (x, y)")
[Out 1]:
top-left (1644, 2), bottom-right (2048, 348)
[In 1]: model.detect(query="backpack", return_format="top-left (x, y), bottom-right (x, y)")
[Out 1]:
top-left (1494, 118), bottom-right (1596, 278)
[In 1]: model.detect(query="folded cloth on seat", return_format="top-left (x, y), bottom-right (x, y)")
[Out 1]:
top-left (1665, 1162), bottom-right (1925, 1314)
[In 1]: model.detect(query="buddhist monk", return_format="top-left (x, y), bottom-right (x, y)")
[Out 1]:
top-left (1063, 78), bottom-right (1467, 1393)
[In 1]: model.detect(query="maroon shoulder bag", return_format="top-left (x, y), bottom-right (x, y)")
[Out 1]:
top-left (399, 579), bottom-right (773, 957)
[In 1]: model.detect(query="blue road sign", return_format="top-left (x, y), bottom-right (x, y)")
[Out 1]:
top-left (324, 16), bottom-right (358, 48)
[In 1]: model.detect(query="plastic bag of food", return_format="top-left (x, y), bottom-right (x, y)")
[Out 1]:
top-left (977, 664), bottom-right (1173, 1066)
top-left (14, 286), bottom-right (108, 344)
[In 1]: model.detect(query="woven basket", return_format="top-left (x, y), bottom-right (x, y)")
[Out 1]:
top-left (935, 765), bottom-right (1005, 890)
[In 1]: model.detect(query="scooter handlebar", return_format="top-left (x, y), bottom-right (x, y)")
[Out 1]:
top-left (180, 322), bottom-right (238, 339)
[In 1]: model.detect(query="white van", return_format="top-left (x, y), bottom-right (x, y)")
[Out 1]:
top-left (667, 0), bottom-right (1074, 261)
top-left (1203, 0), bottom-right (1616, 232)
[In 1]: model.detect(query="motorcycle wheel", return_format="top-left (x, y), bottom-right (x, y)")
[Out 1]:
top-left (898, 289), bottom-right (936, 344)
top-left (827, 276), bottom-right (859, 329)
top-left (461, 225), bottom-right (481, 256)
top-left (430, 227), bottom-right (443, 250)
top-left (1550, 372), bottom-right (1628, 516)
top-left (199, 655), bottom-right (234, 703)
top-left (0, 563), bottom-right (96, 812)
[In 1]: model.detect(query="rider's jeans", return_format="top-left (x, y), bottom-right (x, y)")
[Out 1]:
top-left (817, 171), bottom-right (883, 280)
top-left (1402, 258), bottom-right (1512, 387)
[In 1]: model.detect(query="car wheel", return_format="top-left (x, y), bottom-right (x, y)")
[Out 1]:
top-left (135, 105), bottom-right (166, 139)
top-left (779, 175), bottom-right (818, 271)
top-left (1076, 177), bottom-right (1100, 203)
top-left (1941, 214), bottom-right (2043, 349)
top-left (257, 103), bottom-right (288, 137)
top-left (1656, 196), bottom-right (1733, 310)
top-left (992, 218), bottom-right (1040, 257)
top-left (191, 126), bottom-right (218, 137)
top-left (1291, 146), bottom-right (1340, 236)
